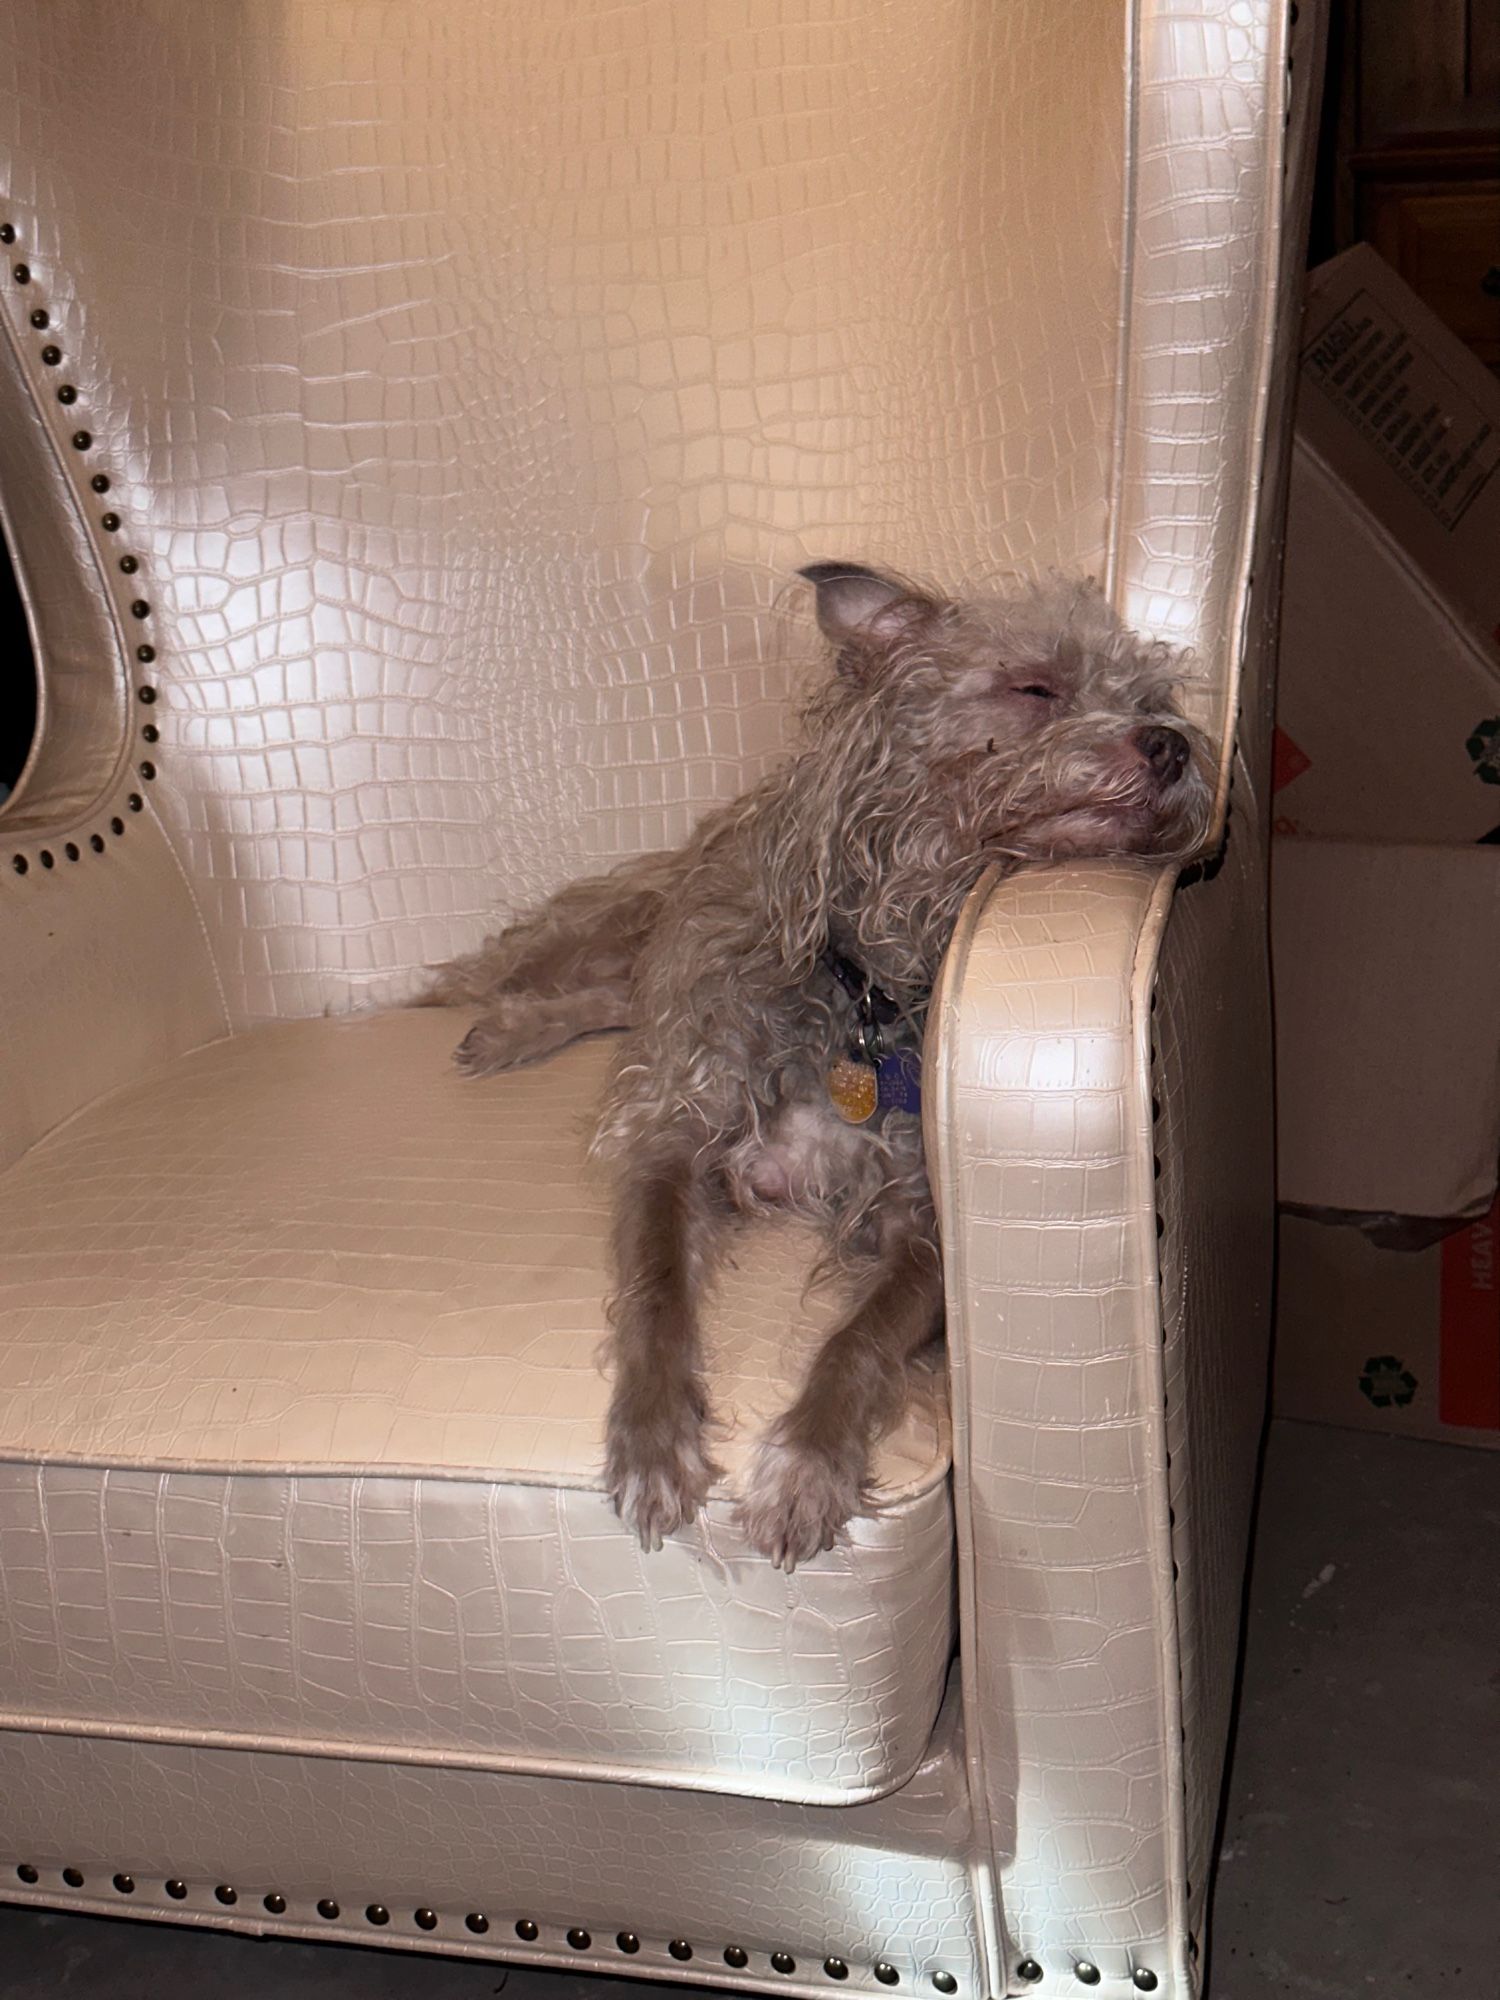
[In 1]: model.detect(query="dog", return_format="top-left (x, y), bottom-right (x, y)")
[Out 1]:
top-left (429, 564), bottom-right (1214, 1567)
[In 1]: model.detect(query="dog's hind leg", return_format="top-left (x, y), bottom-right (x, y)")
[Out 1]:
top-left (423, 848), bottom-right (686, 1012)
top-left (453, 982), bottom-right (634, 1076)
top-left (427, 850), bottom-right (686, 1071)
top-left (603, 1148), bottom-right (724, 1550)
top-left (737, 1228), bottom-right (944, 1569)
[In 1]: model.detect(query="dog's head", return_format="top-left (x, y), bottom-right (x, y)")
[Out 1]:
top-left (800, 561), bottom-right (1215, 865)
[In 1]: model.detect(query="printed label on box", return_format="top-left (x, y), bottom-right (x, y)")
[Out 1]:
top-left (1439, 1193), bottom-right (1500, 1429)
top-left (1272, 725), bottom-right (1312, 794)
top-left (1302, 288), bottom-right (1500, 532)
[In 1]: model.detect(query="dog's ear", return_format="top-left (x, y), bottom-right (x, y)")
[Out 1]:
top-left (799, 562), bottom-right (931, 657)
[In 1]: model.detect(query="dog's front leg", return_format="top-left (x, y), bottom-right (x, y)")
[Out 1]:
top-left (739, 1231), bottom-right (943, 1570)
top-left (604, 1151), bottom-right (723, 1550)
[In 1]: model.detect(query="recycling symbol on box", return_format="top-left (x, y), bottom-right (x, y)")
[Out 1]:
top-left (1467, 717), bottom-right (1500, 786)
top-left (1359, 1355), bottom-right (1418, 1408)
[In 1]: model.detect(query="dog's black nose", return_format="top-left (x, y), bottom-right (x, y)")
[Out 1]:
top-left (1133, 725), bottom-right (1190, 786)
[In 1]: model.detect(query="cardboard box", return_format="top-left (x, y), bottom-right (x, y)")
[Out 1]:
top-left (1275, 244), bottom-right (1500, 844)
top-left (1276, 1202), bottom-right (1500, 1451)
top-left (1271, 247), bottom-right (1500, 1447)
top-left (1272, 838), bottom-right (1500, 1220)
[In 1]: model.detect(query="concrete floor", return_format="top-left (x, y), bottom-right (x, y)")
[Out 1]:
top-left (0, 1421), bottom-right (1495, 1998)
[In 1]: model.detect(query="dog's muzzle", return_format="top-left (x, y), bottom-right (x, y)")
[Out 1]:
top-left (1132, 725), bottom-right (1191, 786)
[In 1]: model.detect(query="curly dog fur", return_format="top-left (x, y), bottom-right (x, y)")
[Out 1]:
top-left (428, 565), bottom-right (1214, 1565)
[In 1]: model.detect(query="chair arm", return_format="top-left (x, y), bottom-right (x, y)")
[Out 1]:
top-left (926, 848), bottom-right (1273, 1992)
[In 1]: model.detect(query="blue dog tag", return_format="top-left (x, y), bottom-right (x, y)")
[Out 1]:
top-left (875, 1046), bottom-right (921, 1116)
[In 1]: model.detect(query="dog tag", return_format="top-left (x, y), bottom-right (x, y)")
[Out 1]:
top-left (876, 1046), bottom-right (922, 1116)
top-left (828, 1056), bottom-right (878, 1124)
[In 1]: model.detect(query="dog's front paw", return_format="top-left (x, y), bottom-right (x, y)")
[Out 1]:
top-left (736, 1433), bottom-right (870, 1571)
top-left (604, 1399), bottom-right (720, 1552)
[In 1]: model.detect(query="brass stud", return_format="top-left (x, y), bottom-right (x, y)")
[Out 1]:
top-left (515, 1919), bottom-right (539, 1941)
top-left (130, 600), bottom-right (150, 619)
top-left (61, 1867), bottom-right (83, 1886)
top-left (366, 1905), bottom-right (390, 1926)
top-left (13, 263), bottom-right (31, 283)
top-left (772, 1954), bottom-right (796, 1975)
top-left (101, 513), bottom-right (120, 532)
top-left (138, 684), bottom-right (157, 701)
top-left (215, 1885), bottom-right (237, 1906)
top-left (317, 1898), bottom-right (339, 1920)
top-left (617, 1933), bottom-right (641, 1954)
top-left (40, 345), bottom-right (60, 365)
top-left (1132, 1974), bottom-right (1158, 1993)
top-left (71, 430), bottom-right (92, 450)
top-left (136, 645), bottom-right (155, 663)
top-left (825, 1959), bottom-right (849, 1980)
top-left (466, 1913), bottom-right (490, 1935)
top-left (165, 1879), bottom-right (187, 1899)
top-left (11, 856), bottom-right (26, 875)
top-left (89, 833), bottom-right (105, 852)
top-left (139, 762), bottom-right (156, 780)
top-left (933, 1977), bottom-right (958, 1995)
top-left (568, 1928), bottom-right (592, 1950)
top-left (414, 1909), bottom-right (438, 1931)
top-left (110, 816), bottom-right (124, 835)
top-left (39, 850), bottom-right (54, 868)
top-left (91, 473), bottom-right (110, 493)
top-left (119, 555), bottom-right (139, 574)
top-left (30, 308), bottom-right (48, 329)
top-left (264, 1893), bottom-right (286, 1915)
top-left (875, 1967), bottom-right (900, 1987)
top-left (669, 1940), bottom-right (693, 1961)
top-left (142, 724), bottom-right (159, 743)
top-left (128, 793), bottom-right (143, 811)
top-left (1016, 1963), bottom-right (1043, 1985)
top-left (0, 224), bottom-right (14, 244)
top-left (56, 383), bottom-right (77, 404)
top-left (724, 1947), bottom-right (750, 1970)
top-left (16, 1864), bottom-right (38, 1883)
top-left (64, 841), bottom-right (79, 861)
top-left (1074, 1966), bottom-right (1100, 1988)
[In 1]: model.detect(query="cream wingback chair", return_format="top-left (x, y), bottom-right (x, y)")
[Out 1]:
top-left (0, 4), bottom-right (1321, 1995)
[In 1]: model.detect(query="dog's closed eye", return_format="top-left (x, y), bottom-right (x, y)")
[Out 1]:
top-left (1013, 683), bottom-right (1059, 700)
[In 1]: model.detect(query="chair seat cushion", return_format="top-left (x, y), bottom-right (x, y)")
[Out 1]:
top-left (0, 1011), bottom-right (952, 1804)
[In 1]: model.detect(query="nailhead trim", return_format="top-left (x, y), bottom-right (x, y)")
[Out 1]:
top-left (1, 213), bottom-right (166, 875)
top-left (5, 1850), bottom-right (944, 1985)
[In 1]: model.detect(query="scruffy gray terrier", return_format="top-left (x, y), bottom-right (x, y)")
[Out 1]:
top-left (431, 565), bottom-right (1212, 1567)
